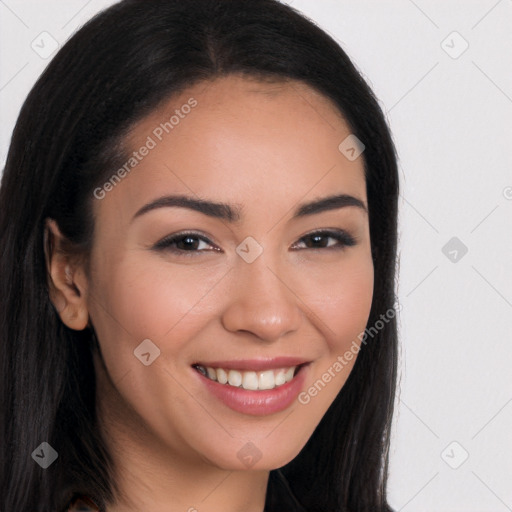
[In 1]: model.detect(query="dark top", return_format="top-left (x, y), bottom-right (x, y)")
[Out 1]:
top-left (67, 494), bottom-right (100, 511)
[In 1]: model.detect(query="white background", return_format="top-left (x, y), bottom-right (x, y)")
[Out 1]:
top-left (1, 1), bottom-right (511, 510)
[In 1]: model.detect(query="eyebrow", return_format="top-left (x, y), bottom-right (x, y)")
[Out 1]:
top-left (131, 193), bottom-right (367, 223)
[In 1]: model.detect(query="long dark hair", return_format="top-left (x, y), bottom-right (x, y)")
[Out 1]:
top-left (0, 1), bottom-right (399, 510)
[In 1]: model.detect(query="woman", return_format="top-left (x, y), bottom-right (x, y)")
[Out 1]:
top-left (0, 0), bottom-right (399, 510)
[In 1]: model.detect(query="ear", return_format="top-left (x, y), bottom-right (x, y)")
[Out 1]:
top-left (44, 218), bottom-right (90, 331)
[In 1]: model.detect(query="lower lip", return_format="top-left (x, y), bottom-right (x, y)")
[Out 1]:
top-left (193, 364), bottom-right (310, 416)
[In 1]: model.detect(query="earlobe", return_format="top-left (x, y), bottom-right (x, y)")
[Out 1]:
top-left (43, 218), bottom-right (90, 331)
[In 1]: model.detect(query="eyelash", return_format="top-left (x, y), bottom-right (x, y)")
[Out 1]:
top-left (153, 229), bottom-right (357, 256)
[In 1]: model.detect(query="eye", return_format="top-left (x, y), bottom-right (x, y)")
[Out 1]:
top-left (291, 229), bottom-right (356, 251)
top-left (153, 228), bottom-right (357, 257)
top-left (153, 231), bottom-right (219, 256)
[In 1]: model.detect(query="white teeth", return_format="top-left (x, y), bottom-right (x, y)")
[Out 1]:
top-left (242, 371), bottom-right (259, 390)
top-left (274, 369), bottom-right (286, 386)
top-left (228, 369), bottom-right (242, 387)
top-left (216, 368), bottom-right (228, 384)
top-left (195, 364), bottom-right (300, 390)
top-left (242, 372), bottom-right (258, 391)
top-left (258, 370), bottom-right (275, 390)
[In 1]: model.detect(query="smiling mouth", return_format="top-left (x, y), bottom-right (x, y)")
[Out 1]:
top-left (191, 363), bottom-right (307, 391)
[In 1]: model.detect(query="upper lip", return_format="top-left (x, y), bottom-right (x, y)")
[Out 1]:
top-left (192, 357), bottom-right (311, 372)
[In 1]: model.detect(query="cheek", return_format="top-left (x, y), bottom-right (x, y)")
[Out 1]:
top-left (88, 255), bottom-right (228, 378)
top-left (292, 255), bottom-right (373, 420)
top-left (299, 252), bottom-right (374, 351)
top-left (330, 265), bottom-right (374, 346)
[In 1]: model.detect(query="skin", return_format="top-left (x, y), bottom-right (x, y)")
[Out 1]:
top-left (45, 74), bottom-right (374, 512)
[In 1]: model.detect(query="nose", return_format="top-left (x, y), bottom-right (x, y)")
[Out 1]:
top-left (221, 257), bottom-right (303, 342)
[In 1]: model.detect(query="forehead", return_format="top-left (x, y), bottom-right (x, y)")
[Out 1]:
top-left (95, 74), bottom-right (366, 222)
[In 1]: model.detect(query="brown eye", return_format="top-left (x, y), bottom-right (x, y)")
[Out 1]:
top-left (153, 231), bottom-right (218, 256)
top-left (292, 230), bottom-right (356, 250)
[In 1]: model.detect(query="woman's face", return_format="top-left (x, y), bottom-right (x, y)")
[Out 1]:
top-left (81, 74), bottom-right (374, 471)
